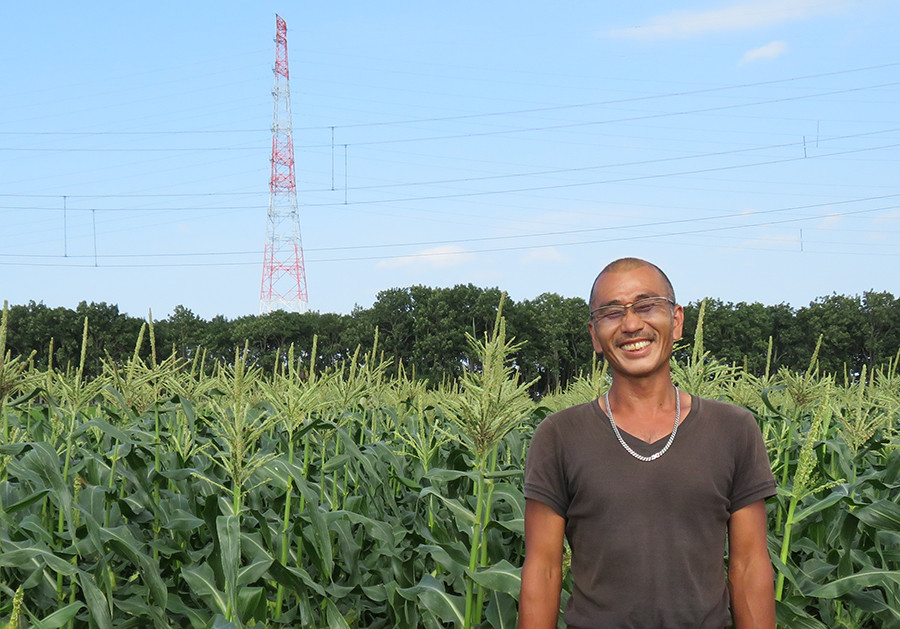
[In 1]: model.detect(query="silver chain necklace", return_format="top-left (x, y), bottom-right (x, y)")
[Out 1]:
top-left (603, 386), bottom-right (681, 462)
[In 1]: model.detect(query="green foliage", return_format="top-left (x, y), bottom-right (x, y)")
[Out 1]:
top-left (8, 287), bottom-right (900, 394)
top-left (0, 303), bottom-right (898, 628)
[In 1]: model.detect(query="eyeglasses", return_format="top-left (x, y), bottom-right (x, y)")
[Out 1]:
top-left (590, 296), bottom-right (675, 325)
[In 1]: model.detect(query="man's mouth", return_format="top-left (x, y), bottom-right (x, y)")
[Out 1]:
top-left (620, 339), bottom-right (651, 351)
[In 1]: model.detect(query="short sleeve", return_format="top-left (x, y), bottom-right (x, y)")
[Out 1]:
top-left (729, 410), bottom-right (776, 513)
top-left (523, 415), bottom-right (569, 518)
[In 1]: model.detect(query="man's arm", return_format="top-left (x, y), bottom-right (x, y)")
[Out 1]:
top-left (518, 498), bottom-right (566, 629)
top-left (728, 499), bottom-right (775, 629)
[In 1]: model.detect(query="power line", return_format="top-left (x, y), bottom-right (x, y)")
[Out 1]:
top-left (300, 139), bottom-right (900, 207)
top-left (3, 61), bottom-right (898, 136)
top-left (307, 192), bottom-right (900, 251)
top-left (8, 124), bottom-right (888, 210)
top-left (295, 80), bottom-right (900, 149)
top-left (5, 125), bottom-right (898, 208)
top-left (0, 130), bottom-right (264, 136)
top-left (301, 126), bottom-right (900, 194)
top-left (325, 62), bottom-right (900, 129)
top-left (0, 250), bottom-right (259, 259)
top-left (3, 193), bottom-right (898, 266)
top-left (0, 191), bottom-right (263, 199)
top-left (306, 202), bottom-right (900, 263)
top-left (4, 135), bottom-right (897, 261)
top-left (0, 204), bottom-right (263, 212)
top-left (3, 63), bottom-right (898, 275)
top-left (6, 77), bottom-right (892, 152)
top-left (0, 146), bottom-right (263, 153)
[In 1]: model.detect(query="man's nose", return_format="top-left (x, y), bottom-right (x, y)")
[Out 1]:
top-left (620, 305), bottom-right (644, 330)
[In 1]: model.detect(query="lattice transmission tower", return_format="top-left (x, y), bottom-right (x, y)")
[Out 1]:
top-left (260, 14), bottom-right (309, 314)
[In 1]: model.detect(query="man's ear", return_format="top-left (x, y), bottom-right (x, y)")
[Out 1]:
top-left (588, 321), bottom-right (604, 354)
top-left (672, 304), bottom-right (684, 341)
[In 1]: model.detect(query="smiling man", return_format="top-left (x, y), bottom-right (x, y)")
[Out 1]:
top-left (518, 258), bottom-right (776, 629)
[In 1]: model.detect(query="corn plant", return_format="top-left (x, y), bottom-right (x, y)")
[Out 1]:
top-left (441, 302), bottom-right (537, 629)
top-left (1, 302), bottom-right (899, 628)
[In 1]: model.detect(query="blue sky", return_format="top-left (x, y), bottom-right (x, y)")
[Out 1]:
top-left (2, 1), bottom-right (899, 319)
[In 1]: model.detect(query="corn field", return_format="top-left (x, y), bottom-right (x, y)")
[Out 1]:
top-left (1, 302), bottom-right (899, 629)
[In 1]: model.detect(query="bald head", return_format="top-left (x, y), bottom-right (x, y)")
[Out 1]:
top-left (589, 257), bottom-right (675, 310)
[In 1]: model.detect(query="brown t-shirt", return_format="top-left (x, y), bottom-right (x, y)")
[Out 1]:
top-left (524, 395), bottom-right (776, 629)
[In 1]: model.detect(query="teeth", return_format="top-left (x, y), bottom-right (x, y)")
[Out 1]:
top-left (621, 340), bottom-right (651, 351)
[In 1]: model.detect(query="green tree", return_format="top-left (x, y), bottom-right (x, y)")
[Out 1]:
top-left (408, 284), bottom-right (504, 382)
top-left (357, 287), bottom-right (416, 372)
top-left (860, 291), bottom-right (900, 367)
top-left (510, 293), bottom-right (592, 394)
top-left (4, 301), bottom-right (82, 370)
top-left (10, 301), bottom-right (146, 376)
top-left (73, 301), bottom-right (145, 376)
top-left (354, 284), bottom-right (504, 383)
top-left (199, 314), bottom-right (238, 365)
top-left (156, 305), bottom-right (206, 360)
top-left (797, 294), bottom-right (866, 374)
top-left (680, 300), bottom-right (803, 374)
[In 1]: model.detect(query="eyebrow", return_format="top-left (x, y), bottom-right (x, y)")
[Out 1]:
top-left (595, 292), bottom-right (660, 307)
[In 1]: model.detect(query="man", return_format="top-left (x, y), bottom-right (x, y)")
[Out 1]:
top-left (519, 258), bottom-right (776, 629)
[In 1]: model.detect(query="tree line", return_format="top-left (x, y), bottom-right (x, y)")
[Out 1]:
top-left (4, 285), bottom-right (900, 394)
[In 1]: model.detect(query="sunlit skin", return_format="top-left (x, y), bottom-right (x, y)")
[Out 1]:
top-left (588, 263), bottom-right (683, 383)
top-left (519, 259), bottom-right (775, 629)
top-left (588, 263), bottom-right (689, 443)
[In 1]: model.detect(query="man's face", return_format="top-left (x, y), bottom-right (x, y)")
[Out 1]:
top-left (588, 264), bottom-right (683, 380)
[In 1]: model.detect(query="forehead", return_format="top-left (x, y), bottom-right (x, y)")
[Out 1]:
top-left (591, 265), bottom-right (669, 306)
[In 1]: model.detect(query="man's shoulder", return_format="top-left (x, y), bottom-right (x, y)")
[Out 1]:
top-left (533, 400), bottom-right (599, 437)
top-left (544, 399), bottom-right (599, 425)
top-left (527, 400), bottom-right (600, 466)
top-left (693, 394), bottom-right (755, 419)
top-left (691, 395), bottom-right (762, 437)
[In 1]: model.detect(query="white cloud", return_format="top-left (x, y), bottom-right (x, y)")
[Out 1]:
top-left (608, 0), bottom-right (851, 40)
top-left (816, 212), bottom-right (843, 230)
top-left (741, 41), bottom-right (789, 63)
top-left (875, 209), bottom-right (900, 223)
top-left (521, 247), bottom-right (565, 264)
top-left (737, 231), bottom-right (799, 251)
top-left (376, 245), bottom-right (475, 270)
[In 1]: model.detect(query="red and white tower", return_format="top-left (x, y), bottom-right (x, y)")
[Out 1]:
top-left (260, 14), bottom-right (309, 314)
